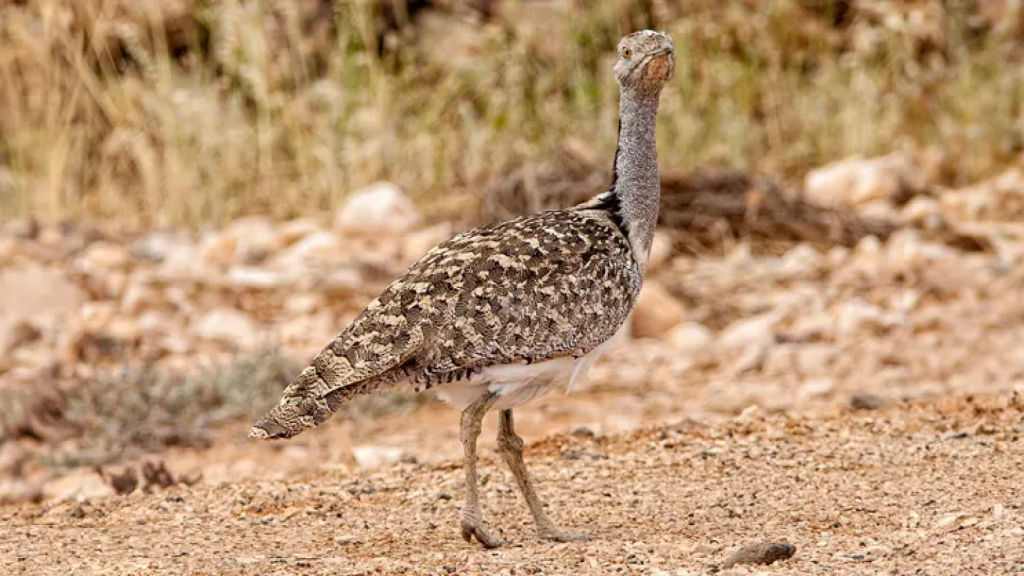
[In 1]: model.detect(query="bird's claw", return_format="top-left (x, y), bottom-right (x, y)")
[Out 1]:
top-left (461, 519), bottom-right (505, 548)
top-left (540, 528), bottom-right (589, 543)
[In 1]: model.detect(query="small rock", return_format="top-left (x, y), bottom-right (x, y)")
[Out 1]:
top-left (274, 231), bottom-right (344, 271)
top-left (935, 512), bottom-right (965, 530)
top-left (805, 152), bottom-right (919, 208)
top-left (351, 445), bottom-right (405, 471)
top-left (156, 243), bottom-right (204, 280)
top-left (3, 218), bottom-right (40, 240)
top-left (0, 443), bottom-right (30, 476)
top-left (200, 230), bottom-right (237, 269)
top-left (721, 541), bottom-right (796, 569)
top-left (797, 377), bottom-right (836, 403)
top-left (836, 298), bottom-right (892, 338)
top-left (227, 267), bottom-right (288, 290)
top-left (96, 467), bottom-right (139, 495)
top-left (788, 312), bottom-right (835, 341)
top-left (719, 313), bottom-right (779, 349)
top-left (779, 244), bottom-right (824, 276)
top-left (106, 317), bottom-right (142, 343)
top-left (193, 308), bottom-right (258, 350)
top-left (284, 293), bottom-right (325, 315)
top-left (666, 322), bottom-right (712, 353)
top-left (732, 404), bottom-right (760, 425)
top-left (132, 230), bottom-right (185, 263)
top-left (120, 280), bottom-right (160, 315)
top-left (795, 344), bottom-right (838, 376)
top-left (224, 216), bottom-right (282, 265)
top-left (80, 241), bottom-right (130, 270)
top-left (0, 479), bottom-right (43, 505)
top-left (730, 343), bottom-right (767, 374)
top-left (850, 393), bottom-right (888, 411)
top-left (276, 218), bottom-right (322, 247)
top-left (44, 468), bottom-right (114, 501)
top-left (69, 503), bottom-right (88, 519)
top-left (571, 426), bottom-right (596, 438)
top-left (0, 319), bottom-right (42, 353)
top-left (901, 196), bottom-right (944, 229)
top-left (631, 281), bottom-right (686, 339)
top-left (334, 182), bottom-right (422, 237)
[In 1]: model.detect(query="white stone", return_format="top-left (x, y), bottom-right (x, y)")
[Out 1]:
top-left (225, 216), bottom-right (282, 265)
top-left (157, 243), bottom-right (205, 280)
top-left (798, 377), bottom-right (836, 402)
top-left (80, 241), bottom-right (130, 270)
top-left (284, 293), bottom-right (325, 315)
top-left (43, 468), bottom-right (113, 501)
top-left (351, 445), bottom-right (405, 471)
top-left (666, 321), bottom-right (712, 353)
top-left (193, 308), bottom-right (258, 350)
top-left (276, 218), bottom-right (322, 247)
top-left (718, 312), bottom-right (779, 349)
top-left (227, 267), bottom-right (288, 289)
top-left (795, 344), bottom-right (839, 376)
top-left (779, 244), bottom-right (824, 276)
top-left (805, 152), bottom-right (918, 208)
top-left (836, 298), bottom-right (891, 337)
top-left (132, 230), bottom-right (186, 262)
top-left (274, 231), bottom-right (344, 271)
top-left (901, 196), bottom-right (943, 229)
top-left (334, 182), bottom-right (422, 237)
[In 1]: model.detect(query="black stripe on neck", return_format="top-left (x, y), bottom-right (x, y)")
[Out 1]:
top-left (592, 118), bottom-right (626, 232)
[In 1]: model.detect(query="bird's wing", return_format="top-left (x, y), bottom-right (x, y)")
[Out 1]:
top-left (395, 208), bottom-right (641, 387)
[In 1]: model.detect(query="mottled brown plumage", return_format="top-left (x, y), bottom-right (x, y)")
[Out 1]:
top-left (251, 29), bottom-right (675, 548)
top-left (251, 210), bottom-right (638, 438)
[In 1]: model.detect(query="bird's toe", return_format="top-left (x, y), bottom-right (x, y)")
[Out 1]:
top-left (460, 519), bottom-right (505, 548)
top-left (540, 528), bottom-right (589, 543)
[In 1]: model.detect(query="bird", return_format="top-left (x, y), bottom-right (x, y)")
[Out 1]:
top-left (250, 29), bottom-right (675, 548)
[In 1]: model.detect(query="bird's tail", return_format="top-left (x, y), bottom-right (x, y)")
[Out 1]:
top-left (249, 318), bottom-right (418, 440)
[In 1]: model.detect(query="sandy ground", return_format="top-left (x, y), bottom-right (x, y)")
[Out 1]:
top-left (2, 393), bottom-right (1022, 575)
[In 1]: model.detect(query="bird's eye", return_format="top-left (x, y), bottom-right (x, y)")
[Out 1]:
top-left (621, 47), bottom-right (633, 59)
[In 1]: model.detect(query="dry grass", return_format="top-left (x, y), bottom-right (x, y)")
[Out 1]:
top-left (1, 349), bottom-right (423, 469)
top-left (0, 1), bottom-right (1021, 227)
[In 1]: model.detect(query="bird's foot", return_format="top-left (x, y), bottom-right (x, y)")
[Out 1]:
top-left (539, 527), bottom-right (589, 543)
top-left (461, 518), bottom-right (505, 548)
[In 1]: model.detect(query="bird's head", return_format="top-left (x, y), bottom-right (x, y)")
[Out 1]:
top-left (614, 30), bottom-right (675, 94)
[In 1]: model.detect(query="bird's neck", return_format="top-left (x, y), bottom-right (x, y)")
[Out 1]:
top-left (608, 89), bottom-right (661, 267)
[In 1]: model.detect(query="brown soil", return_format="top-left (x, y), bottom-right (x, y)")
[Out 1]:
top-left (2, 393), bottom-right (1021, 575)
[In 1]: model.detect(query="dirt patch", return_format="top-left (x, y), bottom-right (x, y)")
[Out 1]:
top-left (2, 393), bottom-right (1021, 575)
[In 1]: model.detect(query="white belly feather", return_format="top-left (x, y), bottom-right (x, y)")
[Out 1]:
top-left (433, 340), bottom-right (612, 410)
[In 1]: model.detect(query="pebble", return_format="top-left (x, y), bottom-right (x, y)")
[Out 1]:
top-left (721, 541), bottom-right (796, 568)
top-left (850, 392), bottom-right (888, 411)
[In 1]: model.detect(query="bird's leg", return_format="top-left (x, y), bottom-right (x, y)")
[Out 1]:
top-left (497, 408), bottom-right (588, 542)
top-left (459, 393), bottom-right (503, 548)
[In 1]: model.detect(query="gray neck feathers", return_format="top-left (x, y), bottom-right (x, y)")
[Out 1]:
top-left (609, 88), bottom-right (661, 267)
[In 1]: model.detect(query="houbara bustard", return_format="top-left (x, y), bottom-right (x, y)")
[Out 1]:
top-left (251, 30), bottom-right (675, 547)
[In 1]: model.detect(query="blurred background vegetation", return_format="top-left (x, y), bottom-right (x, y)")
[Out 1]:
top-left (0, 0), bottom-right (1021, 227)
